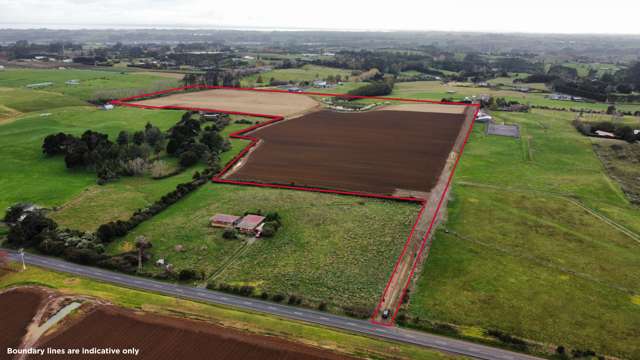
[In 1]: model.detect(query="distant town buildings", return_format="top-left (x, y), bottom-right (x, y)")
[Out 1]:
top-left (548, 93), bottom-right (584, 102)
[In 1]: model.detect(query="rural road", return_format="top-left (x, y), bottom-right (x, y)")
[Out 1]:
top-left (6, 250), bottom-right (542, 360)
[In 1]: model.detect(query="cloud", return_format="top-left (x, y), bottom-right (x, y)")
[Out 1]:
top-left (0, 0), bottom-right (638, 34)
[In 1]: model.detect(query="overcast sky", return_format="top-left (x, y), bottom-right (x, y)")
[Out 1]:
top-left (1, 0), bottom-right (639, 34)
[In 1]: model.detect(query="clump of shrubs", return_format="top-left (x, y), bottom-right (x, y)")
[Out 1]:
top-left (178, 268), bottom-right (202, 281)
top-left (486, 329), bottom-right (528, 351)
top-left (210, 282), bottom-right (255, 297)
top-left (343, 305), bottom-right (372, 319)
top-left (222, 228), bottom-right (238, 240)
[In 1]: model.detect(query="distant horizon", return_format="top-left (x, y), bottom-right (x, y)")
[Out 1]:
top-left (2, 24), bottom-right (640, 37)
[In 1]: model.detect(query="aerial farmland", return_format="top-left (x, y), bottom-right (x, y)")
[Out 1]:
top-left (2, 22), bottom-right (640, 360)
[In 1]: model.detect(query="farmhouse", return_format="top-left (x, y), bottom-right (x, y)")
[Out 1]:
top-left (236, 215), bottom-right (266, 235)
top-left (210, 214), bottom-right (241, 228)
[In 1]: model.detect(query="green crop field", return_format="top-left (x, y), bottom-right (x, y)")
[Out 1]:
top-left (407, 109), bottom-right (640, 358)
top-left (105, 183), bottom-right (420, 311)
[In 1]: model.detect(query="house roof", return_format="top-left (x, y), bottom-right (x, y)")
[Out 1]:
top-left (210, 214), bottom-right (241, 224)
top-left (237, 215), bottom-right (266, 230)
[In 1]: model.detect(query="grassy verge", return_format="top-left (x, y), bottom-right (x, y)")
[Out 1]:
top-left (0, 266), bottom-right (458, 360)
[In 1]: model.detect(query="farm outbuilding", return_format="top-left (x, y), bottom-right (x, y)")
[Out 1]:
top-left (236, 215), bottom-right (266, 235)
top-left (210, 214), bottom-right (241, 228)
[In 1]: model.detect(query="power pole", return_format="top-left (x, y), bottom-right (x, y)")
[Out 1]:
top-left (18, 248), bottom-right (26, 271)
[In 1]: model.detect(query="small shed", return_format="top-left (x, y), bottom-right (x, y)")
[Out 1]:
top-left (210, 214), bottom-right (241, 228)
top-left (236, 215), bottom-right (266, 235)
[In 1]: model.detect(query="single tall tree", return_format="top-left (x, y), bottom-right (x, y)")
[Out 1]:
top-left (135, 236), bottom-right (152, 272)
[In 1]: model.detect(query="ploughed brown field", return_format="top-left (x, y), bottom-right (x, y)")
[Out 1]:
top-left (228, 109), bottom-right (467, 195)
top-left (135, 88), bottom-right (320, 117)
top-left (32, 307), bottom-right (356, 360)
top-left (0, 288), bottom-right (45, 351)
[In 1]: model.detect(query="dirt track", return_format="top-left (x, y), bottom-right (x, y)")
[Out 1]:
top-left (0, 287), bottom-right (46, 352)
top-left (135, 88), bottom-right (321, 117)
top-left (228, 109), bottom-right (466, 195)
top-left (32, 306), bottom-right (356, 360)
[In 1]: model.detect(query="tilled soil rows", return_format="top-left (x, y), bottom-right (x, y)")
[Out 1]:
top-left (0, 287), bottom-right (46, 351)
top-left (31, 306), bottom-right (356, 360)
top-left (228, 109), bottom-right (466, 195)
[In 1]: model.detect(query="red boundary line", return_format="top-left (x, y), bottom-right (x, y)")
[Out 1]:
top-left (111, 85), bottom-right (479, 325)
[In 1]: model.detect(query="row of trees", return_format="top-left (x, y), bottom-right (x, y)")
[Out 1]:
top-left (522, 62), bottom-right (640, 104)
top-left (3, 205), bottom-right (150, 272)
top-left (573, 119), bottom-right (640, 143)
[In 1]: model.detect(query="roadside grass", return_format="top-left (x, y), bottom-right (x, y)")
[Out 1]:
top-left (391, 81), bottom-right (640, 113)
top-left (241, 65), bottom-right (353, 87)
top-left (0, 267), bottom-right (457, 360)
top-left (408, 109), bottom-right (640, 358)
top-left (105, 183), bottom-right (420, 310)
top-left (0, 106), bottom-right (184, 212)
top-left (0, 68), bottom-right (179, 102)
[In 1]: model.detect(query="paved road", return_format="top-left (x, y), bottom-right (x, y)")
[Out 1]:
top-left (6, 250), bottom-right (541, 360)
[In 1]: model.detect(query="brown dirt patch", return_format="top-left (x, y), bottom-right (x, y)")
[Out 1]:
top-left (135, 89), bottom-right (321, 117)
top-left (32, 306), bottom-right (356, 360)
top-left (0, 287), bottom-right (46, 351)
top-left (381, 103), bottom-right (467, 114)
top-left (228, 109), bottom-right (467, 195)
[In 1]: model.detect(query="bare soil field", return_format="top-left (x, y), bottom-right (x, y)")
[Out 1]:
top-left (0, 287), bottom-right (46, 351)
top-left (135, 89), bottom-right (320, 117)
top-left (228, 109), bottom-right (467, 195)
top-left (381, 103), bottom-right (467, 114)
top-left (32, 306), bottom-right (356, 360)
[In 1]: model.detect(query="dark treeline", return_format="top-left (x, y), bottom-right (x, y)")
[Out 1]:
top-left (3, 29), bottom-right (640, 59)
top-left (42, 112), bottom-right (229, 184)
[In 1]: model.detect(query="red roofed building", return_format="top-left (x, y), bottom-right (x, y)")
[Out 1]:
top-left (210, 214), bottom-right (241, 228)
top-left (236, 215), bottom-right (266, 235)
